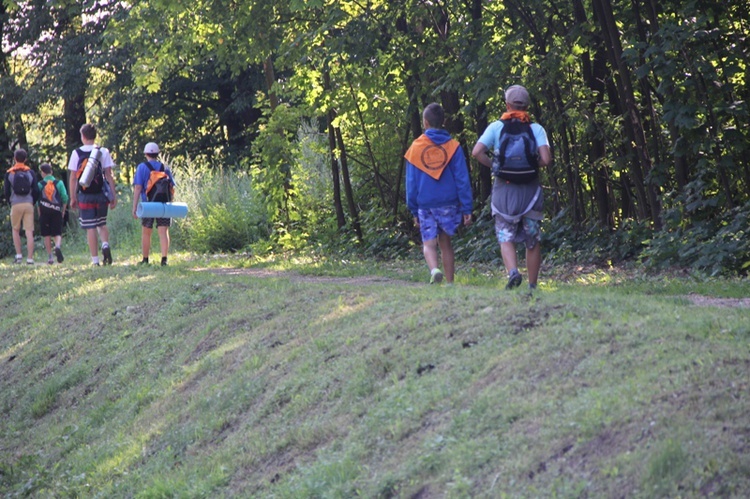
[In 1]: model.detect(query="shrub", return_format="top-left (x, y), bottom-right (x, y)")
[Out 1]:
top-left (171, 160), bottom-right (270, 253)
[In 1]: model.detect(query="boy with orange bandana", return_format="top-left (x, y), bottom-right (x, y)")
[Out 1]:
top-left (405, 103), bottom-right (473, 284)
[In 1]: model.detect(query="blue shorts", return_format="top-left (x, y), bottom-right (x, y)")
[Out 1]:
top-left (417, 206), bottom-right (461, 242)
top-left (78, 201), bottom-right (109, 230)
top-left (494, 215), bottom-right (541, 248)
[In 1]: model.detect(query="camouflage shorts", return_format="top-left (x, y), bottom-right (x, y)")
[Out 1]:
top-left (494, 215), bottom-right (541, 248)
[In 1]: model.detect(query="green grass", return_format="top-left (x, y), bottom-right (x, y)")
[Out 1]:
top-left (1, 250), bottom-right (749, 497)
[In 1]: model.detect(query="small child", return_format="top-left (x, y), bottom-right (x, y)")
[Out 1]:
top-left (37, 163), bottom-right (69, 264)
top-left (405, 103), bottom-right (473, 284)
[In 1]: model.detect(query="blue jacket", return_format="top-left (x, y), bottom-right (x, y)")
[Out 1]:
top-left (405, 128), bottom-right (473, 216)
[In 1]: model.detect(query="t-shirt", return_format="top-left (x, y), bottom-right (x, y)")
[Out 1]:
top-left (67, 145), bottom-right (115, 173)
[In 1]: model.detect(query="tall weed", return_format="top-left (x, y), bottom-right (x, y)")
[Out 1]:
top-left (169, 159), bottom-right (269, 253)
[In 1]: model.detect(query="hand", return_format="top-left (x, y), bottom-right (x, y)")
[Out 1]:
top-left (132, 209), bottom-right (138, 219)
top-left (109, 197), bottom-right (117, 209)
top-left (463, 214), bottom-right (472, 226)
top-left (413, 216), bottom-right (420, 228)
top-left (70, 197), bottom-right (77, 210)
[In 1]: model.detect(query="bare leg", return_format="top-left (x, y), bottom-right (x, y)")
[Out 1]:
top-left (97, 225), bottom-right (110, 246)
top-left (526, 243), bottom-right (541, 286)
top-left (142, 227), bottom-right (153, 259)
top-left (423, 238), bottom-right (439, 271)
top-left (157, 226), bottom-right (170, 258)
top-left (500, 241), bottom-right (518, 274)
top-left (12, 229), bottom-right (22, 256)
top-left (44, 236), bottom-right (53, 257)
top-left (87, 229), bottom-right (99, 257)
top-left (437, 232), bottom-right (455, 283)
top-left (25, 229), bottom-right (34, 260)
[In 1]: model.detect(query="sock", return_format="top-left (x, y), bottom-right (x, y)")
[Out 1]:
top-left (16, 254), bottom-right (22, 259)
top-left (509, 268), bottom-right (520, 276)
top-left (529, 282), bottom-right (537, 289)
top-left (142, 257), bottom-right (149, 263)
top-left (92, 256), bottom-right (100, 265)
top-left (102, 242), bottom-right (109, 249)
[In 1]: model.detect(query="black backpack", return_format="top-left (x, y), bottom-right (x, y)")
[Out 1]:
top-left (492, 119), bottom-right (539, 184)
top-left (76, 147), bottom-right (104, 194)
top-left (145, 162), bottom-right (173, 203)
top-left (12, 171), bottom-right (32, 196)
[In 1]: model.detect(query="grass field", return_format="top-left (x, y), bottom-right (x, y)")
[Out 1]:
top-left (1, 250), bottom-right (749, 497)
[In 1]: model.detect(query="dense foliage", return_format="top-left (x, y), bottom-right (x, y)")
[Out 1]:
top-left (1, 0), bottom-right (748, 273)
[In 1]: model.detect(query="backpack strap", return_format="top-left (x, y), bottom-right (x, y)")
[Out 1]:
top-left (146, 160), bottom-right (164, 172)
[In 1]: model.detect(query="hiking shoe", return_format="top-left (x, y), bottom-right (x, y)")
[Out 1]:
top-left (505, 270), bottom-right (523, 289)
top-left (26, 259), bottom-right (34, 265)
top-left (48, 258), bottom-right (54, 265)
top-left (430, 268), bottom-right (443, 284)
top-left (161, 257), bottom-right (168, 267)
top-left (13, 256), bottom-right (22, 264)
top-left (102, 245), bottom-right (112, 265)
top-left (138, 258), bottom-right (149, 265)
top-left (54, 247), bottom-right (64, 263)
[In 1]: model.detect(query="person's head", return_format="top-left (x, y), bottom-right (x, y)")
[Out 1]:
top-left (505, 85), bottom-right (530, 111)
top-left (13, 149), bottom-right (27, 164)
top-left (40, 163), bottom-right (53, 175)
top-left (80, 124), bottom-right (97, 142)
top-left (143, 142), bottom-right (160, 159)
top-left (422, 103), bottom-right (445, 130)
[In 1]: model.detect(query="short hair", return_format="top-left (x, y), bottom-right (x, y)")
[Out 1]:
top-left (422, 103), bottom-right (445, 129)
top-left (80, 124), bottom-right (97, 141)
top-left (40, 163), bottom-right (53, 174)
top-left (14, 149), bottom-right (27, 163)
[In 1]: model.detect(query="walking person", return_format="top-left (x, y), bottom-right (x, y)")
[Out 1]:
top-left (37, 163), bottom-right (69, 264)
top-left (405, 103), bottom-right (473, 284)
top-left (132, 142), bottom-right (176, 266)
top-left (68, 124), bottom-right (117, 266)
top-left (4, 149), bottom-right (40, 264)
top-left (471, 85), bottom-right (552, 290)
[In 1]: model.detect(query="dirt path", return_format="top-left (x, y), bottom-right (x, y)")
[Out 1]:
top-left (195, 267), bottom-right (421, 286)
top-left (196, 267), bottom-right (750, 307)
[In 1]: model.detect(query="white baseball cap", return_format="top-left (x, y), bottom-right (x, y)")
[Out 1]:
top-left (144, 142), bottom-right (160, 154)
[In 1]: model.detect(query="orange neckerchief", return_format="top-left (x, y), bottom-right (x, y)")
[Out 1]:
top-left (501, 110), bottom-right (531, 123)
top-left (404, 134), bottom-right (460, 180)
top-left (7, 162), bottom-right (31, 174)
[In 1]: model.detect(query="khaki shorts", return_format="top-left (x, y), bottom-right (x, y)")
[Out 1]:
top-left (10, 202), bottom-right (35, 231)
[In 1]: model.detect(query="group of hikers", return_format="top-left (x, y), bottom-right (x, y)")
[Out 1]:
top-left (3, 124), bottom-right (176, 267)
top-left (5, 84), bottom-right (549, 288)
top-left (406, 84), bottom-right (551, 290)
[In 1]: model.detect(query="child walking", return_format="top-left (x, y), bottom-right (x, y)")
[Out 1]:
top-left (405, 103), bottom-right (473, 284)
top-left (37, 163), bottom-right (69, 264)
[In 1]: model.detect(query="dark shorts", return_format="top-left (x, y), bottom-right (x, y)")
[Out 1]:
top-left (417, 205), bottom-right (461, 242)
top-left (141, 217), bottom-right (172, 229)
top-left (78, 201), bottom-right (109, 229)
top-left (39, 208), bottom-right (64, 237)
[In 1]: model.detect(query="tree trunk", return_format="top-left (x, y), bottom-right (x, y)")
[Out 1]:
top-left (335, 127), bottom-right (363, 243)
top-left (593, 0), bottom-right (662, 228)
top-left (574, 0), bottom-right (611, 227)
top-left (327, 112), bottom-right (346, 230)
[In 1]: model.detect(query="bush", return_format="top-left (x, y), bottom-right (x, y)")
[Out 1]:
top-left (170, 161), bottom-right (270, 253)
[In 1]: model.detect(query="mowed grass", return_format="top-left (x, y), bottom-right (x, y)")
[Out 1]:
top-left (1, 253), bottom-right (749, 498)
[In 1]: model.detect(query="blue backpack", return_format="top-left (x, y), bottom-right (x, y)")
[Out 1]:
top-left (492, 119), bottom-right (539, 184)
